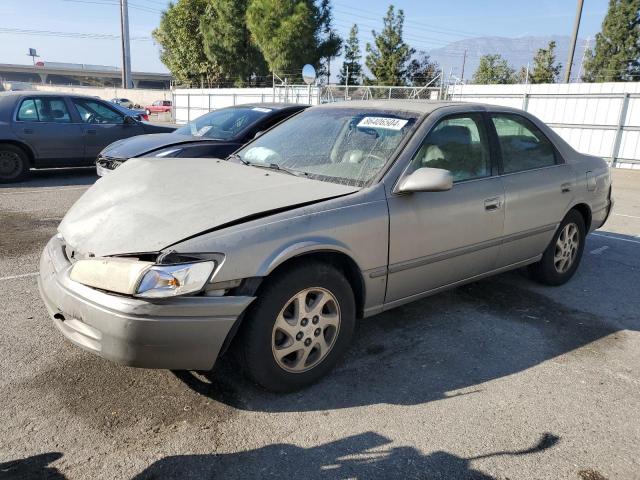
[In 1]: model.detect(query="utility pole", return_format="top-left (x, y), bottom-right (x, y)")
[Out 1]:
top-left (564, 0), bottom-right (584, 83)
top-left (120, 0), bottom-right (133, 89)
top-left (460, 49), bottom-right (467, 82)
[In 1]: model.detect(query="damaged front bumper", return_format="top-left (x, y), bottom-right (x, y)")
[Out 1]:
top-left (37, 235), bottom-right (255, 370)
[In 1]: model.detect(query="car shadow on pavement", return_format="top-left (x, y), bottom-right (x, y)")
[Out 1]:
top-left (175, 273), bottom-right (623, 412)
top-left (0, 452), bottom-right (66, 480)
top-left (131, 431), bottom-right (559, 480)
top-left (0, 168), bottom-right (97, 189)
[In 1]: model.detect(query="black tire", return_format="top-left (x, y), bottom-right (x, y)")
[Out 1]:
top-left (237, 261), bottom-right (356, 392)
top-left (0, 144), bottom-right (29, 183)
top-left (528, 209), bottom-right (586, 286)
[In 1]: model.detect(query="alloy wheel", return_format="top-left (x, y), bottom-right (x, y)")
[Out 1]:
top-left (271, 287), bottom-right (341, 373)
top-left (554, 222), bottom-right (580, 273)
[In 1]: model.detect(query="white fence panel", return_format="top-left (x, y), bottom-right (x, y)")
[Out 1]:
top-left (449, 82), bottom-right (640, 168)
top-left (172, 86), bottom-right (319, 124)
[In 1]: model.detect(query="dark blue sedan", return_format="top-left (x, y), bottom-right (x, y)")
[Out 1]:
top-left (0, 91), bottom-right (175, 182)
top-left (95, 103), bottom-right (307, 176)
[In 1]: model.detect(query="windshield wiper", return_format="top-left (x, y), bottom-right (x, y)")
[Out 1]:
top-left (229, 155), bottom-right (306, 177)
top-left (227, 153), bottom-right (248, 165)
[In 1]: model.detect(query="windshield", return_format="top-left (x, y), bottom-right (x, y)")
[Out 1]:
top-left (175, 106), bottom-right (272, 140)
top-left (235, 108), bottom-right (417, 187)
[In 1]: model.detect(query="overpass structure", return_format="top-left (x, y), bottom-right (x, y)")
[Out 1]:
top-left (0, 62), bottom-right (172, 89)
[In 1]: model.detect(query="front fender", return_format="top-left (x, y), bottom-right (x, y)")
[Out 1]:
top-left (258, 237), bottom-right (357, 277)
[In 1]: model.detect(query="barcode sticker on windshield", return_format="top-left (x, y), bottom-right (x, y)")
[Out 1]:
top-left (252, 107), bottom-right (272, 113)
top-left (357, 117), bottom-right (408, 130)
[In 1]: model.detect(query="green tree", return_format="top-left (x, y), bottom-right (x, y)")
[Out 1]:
top-left (583, 0), bottom-right (640, 82)
top-left (338, 24), bottom-right (362, 85)
top-left (201, 0), bottom-right (267, 87)
top-left (152, 0), bottom-right (221, 87)
top-left (246, 0), bottom-right (341, 80)
top-left (530, 41), bottom-right (561, 83)
top-left (406, 52), bottom-right (440, 86)
top-left (365, 5), bottom-right (414, 85)
top-left (472, 54), bottom-right (516, 84)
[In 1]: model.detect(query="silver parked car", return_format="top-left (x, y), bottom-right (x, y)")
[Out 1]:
top-left (38, 100), bottom-right (613, 392)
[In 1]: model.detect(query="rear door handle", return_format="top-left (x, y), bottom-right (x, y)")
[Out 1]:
top-left (484, 197), bottom-right (503, 211)
top-left (561, 182), bottom-right (572, 193)
top-left (23, 128), bottom-right (34, 134)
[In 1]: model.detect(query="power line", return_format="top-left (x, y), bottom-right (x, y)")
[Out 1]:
top-left (0, 27), bottom-right (153, 42)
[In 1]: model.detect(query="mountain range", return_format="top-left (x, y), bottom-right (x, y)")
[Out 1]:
top-left (427, 35), bottom-right (590, 82)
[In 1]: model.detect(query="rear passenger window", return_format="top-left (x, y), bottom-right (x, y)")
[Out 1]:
top-left (409, 114), bottom-right (491, 182)
top-left (17, 99), bottom-right (39, 121)
top-left (17, 98), bottom-right (71, 123)
top-left (491, 114), bottom-right (556, 173)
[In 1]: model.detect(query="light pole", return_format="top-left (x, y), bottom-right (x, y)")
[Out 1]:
top-left (120, 0), bottom-right (133, 88)
top-left (564, 0), bottom-right (584, 83)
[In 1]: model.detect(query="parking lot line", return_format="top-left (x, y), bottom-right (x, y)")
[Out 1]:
top-left (613, 213), bottom-right (640, 219)
top-left (590, 232), bottom-right (640, 244)
top-left (0, 272), bottom-right (38, 281)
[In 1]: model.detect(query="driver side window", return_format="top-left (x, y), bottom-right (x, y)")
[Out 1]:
top-left (409, 114), bottom-right (491, 182)
top-left (72, 99), bottom-right (124, 124)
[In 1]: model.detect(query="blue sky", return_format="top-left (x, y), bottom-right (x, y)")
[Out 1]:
top-left (0, 0), bottom-right (610, 75)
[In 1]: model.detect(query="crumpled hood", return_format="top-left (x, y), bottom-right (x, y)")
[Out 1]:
top-left (59, 157), bottom-right (359, 257)
top-left (102, 133), bottom-right (208, 159)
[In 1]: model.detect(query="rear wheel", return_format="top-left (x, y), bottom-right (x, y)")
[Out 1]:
top-left (237, 261), bottom-right (356, 392)
top-left (529, 209), bottom-right (586, 286)
top-left (0, 144), bottom-right (29, 183)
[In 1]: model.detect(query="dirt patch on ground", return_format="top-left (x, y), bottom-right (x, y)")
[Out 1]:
top-left (0, 211), bottom-right (60, 257)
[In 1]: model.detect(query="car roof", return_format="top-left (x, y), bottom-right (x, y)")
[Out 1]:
top-left (313, 99), bottom-right (464, 114)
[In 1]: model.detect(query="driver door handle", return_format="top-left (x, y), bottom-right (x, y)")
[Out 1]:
top-left (86, 129), bottom-right (97, 135)
top-left (484, 197), bottom-right (503, 211)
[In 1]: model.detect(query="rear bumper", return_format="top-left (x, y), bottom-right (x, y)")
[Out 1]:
top-left (38, 236), bottom-right (255, 370)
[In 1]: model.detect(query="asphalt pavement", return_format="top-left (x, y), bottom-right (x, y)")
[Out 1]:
top-left (1, 167), bottom-right (638, 480)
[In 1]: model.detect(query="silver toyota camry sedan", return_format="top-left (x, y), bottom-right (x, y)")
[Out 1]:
top-left (38, 100), bottom-right (613, 392)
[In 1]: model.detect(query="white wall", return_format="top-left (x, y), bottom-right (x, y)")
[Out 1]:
top-left (449, 82), bottom-right (640, 169)
top-left (172, 86), bottom-right (319, 124)
top-left (9, 84), bottom-right (172, 107)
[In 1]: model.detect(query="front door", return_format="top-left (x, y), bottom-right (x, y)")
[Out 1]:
top-left (70, 98), bottom-right (144, 163)
top-left (385, 113), bottom-right (505, 305)
top-left (12, 96), bottom-right (85, 166)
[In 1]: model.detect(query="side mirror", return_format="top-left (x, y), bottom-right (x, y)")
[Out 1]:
top-left (396, 167), bottom-right (453, 193)
top-left (123, 115), bottom-right (137, 125)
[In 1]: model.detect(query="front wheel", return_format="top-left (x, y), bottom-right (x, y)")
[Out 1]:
top-left (237, 261), bottom-right (355, 392)
top-left (529, 209), bottom-right (586, 286)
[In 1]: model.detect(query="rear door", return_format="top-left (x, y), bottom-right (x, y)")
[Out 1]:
top-left (70, 97), bottom-right (144, 162)
top-left (385, 112), bottom-right (505, 304)
top-left (12, 96), bottom-right (84, 166)
top-left (489, 112), bottom-right (575, 267)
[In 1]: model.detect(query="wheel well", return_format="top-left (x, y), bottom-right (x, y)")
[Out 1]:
top-left (571, 203), bottom-right (592, 232)
top-left (0, 141), bottom-right (34, 166)
top-left (266, 251), bottom-right (366, 319)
